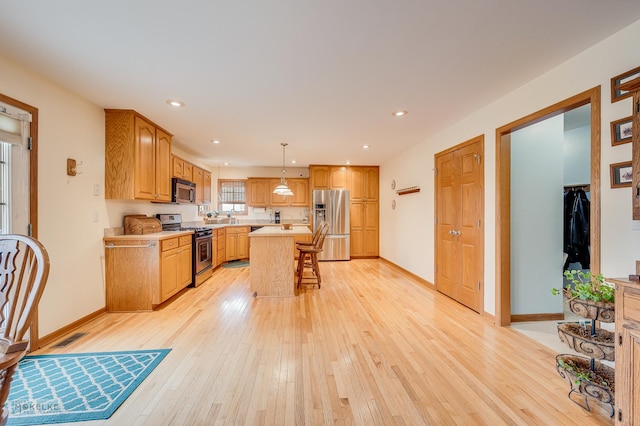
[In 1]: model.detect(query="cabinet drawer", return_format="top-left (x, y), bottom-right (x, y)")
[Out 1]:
top-left (161, 237), bottom-right (179, 251)
top-left (623, 287), bottom-right (640, 323)
top-left (179, 235), bottom-right (192, 246)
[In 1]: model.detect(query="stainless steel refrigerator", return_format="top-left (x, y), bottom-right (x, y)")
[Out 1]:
top-left (312, 189), bottom-right (350, 261)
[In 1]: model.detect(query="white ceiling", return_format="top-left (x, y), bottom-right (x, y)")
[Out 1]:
top-left (1, 1), bottom-right (640, 169)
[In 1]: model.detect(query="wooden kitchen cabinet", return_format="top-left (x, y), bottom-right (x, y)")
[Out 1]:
top-left (160, 235), bottom-right (192, 302)
top-left (173, 156), bottom-right (212, 204)
top-left (226, 226), bottom-right (249, 261)
top-left (105, 109), bottom-right (172, 201)
top-left (611, 278), bottom-right (640, 424)
top-left (349, 166), bottom-right (379, 257)
top-left (269, 178), bottom-right (290, 207)
top-left (104, 233), bottom-right (192, 312)
top-left (215, 228), bottom-right (226, 267)
top-left (350, 200), bottom-right (379, 257)
top-left (193, 166), bottom-right (205, 204)
top-left (269, 178), bottom-right (309, 207)
top-left (310, 165), bottom-right (380, 257)
top-left (350, 166), bottom-right (379, 201)
top-left (248, 177), bottom-right (309, 207)
top-left (203, 170), bottom-right (212, 204)
top-left (172, 156), bottom-right (194, 181)
top-left (310, 166), bottom-right (348, 190)
top-left (288, 178), bottom-right (310, 207)
top-left (247, 178), bottom-right (270, 207)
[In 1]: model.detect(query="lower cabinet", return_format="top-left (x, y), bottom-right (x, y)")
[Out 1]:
top-left (160, 235), bottom-right (192, 302)
top-left (350, 201), bottom-right (379, 257)
top-left (226, 226), bottom-right (249, 261)
top-left (215, 228), bottom-right (226, 267)
top-left (104, 233), bottom-right (192, 312)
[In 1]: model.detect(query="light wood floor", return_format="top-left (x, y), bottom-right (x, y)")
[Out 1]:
top-left (37, 259), bottom-right (612, 425)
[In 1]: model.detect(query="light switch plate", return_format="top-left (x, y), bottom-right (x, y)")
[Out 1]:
top-left (633, 220), bottom-right (640, 231)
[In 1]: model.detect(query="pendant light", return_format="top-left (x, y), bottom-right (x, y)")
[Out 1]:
top-left (273, 142), bottom-right (294, 196)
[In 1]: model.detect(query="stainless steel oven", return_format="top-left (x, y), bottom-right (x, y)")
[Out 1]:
top-left (193, 228), bottom-right (213, 286)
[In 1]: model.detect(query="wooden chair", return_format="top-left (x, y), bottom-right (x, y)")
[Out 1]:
top-left (296, 222), bottom-right (329, 289)
top-left (296, 221), bottom-right (326, 248)
top-left (0, 235), bottom-right (50, 426)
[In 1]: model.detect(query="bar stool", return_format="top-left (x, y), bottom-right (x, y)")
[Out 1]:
top-left (296, 222), bottom-right (329, 289)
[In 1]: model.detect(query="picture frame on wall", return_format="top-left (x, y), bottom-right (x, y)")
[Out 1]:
top-left (610, 161), bottom-right (633, 188)
top-left (611, 65), bottom-right (640, 103)
top-left (611, 116), bottom-right (633, 146)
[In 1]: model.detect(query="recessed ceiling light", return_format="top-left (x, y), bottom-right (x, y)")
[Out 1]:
top-left (166, 99), bottom-right (185, 108)
top-left (223, 162), bottom-right (229, 166)
top-left (362, 145), bottom-right (370, 149)
top-left (290, 160), bottom-right (296, 164)
top-left (346, 161), bottom-right (351, 165)
top-left (211, 140), bottom-right (221, 144)
top-left (392, 110), bottom-right (408, 117)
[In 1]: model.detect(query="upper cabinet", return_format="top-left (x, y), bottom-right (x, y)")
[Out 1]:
top-left (105, 109), bottom-right (172, 201)
top-left (310, 165), bottom-right (348, 190)
top-left (350, 166), bottom-right (379, 201)
top-left (288, 178), bottom-right (310, 206)
top-left (172, 155), bottom-right (193, 181)
top-left (193, 166), bottom-right (205, 205)
top-left (247, 178), bottom-right (270, 207)
top-left (247, 177), bottom-right (309, 207)
top-left (203, 170), bottom-right (212, 204)
top-left (173, 154), bottom-right (212, 205)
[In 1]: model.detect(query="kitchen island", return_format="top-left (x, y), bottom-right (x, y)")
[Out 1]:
top-left (249, 225), bottom-right (312, 297)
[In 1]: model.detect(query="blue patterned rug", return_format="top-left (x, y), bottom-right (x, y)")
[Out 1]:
top-left (6, 349), bottom-right (171, 425)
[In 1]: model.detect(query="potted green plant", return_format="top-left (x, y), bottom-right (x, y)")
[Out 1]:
top-left (552, 270), bottom-right (615, 416)
top-left (552, 270), bottom-right (615, 322)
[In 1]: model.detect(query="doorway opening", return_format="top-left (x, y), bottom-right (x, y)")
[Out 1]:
top-left (495, 86), bottom-right (601, 326)
top-left (0, 93), bottom-right (40, 346)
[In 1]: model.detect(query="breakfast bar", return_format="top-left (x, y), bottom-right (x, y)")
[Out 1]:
top-left (249, 225), bottom-right (312, 297)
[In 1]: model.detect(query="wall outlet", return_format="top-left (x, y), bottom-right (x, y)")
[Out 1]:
top-left (93, 184), bottom-right (101, 196)
top-left (93, 211), bottom-right (100, 222)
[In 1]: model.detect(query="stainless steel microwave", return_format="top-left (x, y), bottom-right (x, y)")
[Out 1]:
top-left (172, 177), bottom-right (196, 204)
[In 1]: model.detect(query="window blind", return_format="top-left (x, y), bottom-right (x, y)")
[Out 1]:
top-left (218, 180), bottom-right (246, 203)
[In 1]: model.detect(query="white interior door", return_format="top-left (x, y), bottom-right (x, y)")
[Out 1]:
top-left (0, 102), bottom-right (31, 235)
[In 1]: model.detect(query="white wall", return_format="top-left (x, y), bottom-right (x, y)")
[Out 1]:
top-left (0, 55), bottom-right (106, 336)
top-left (564, 125), bottom-right (591, 186)
top-left (381, 19), bottom-right (640, 316)
top-left (0, 57), bottom-right (215, 336)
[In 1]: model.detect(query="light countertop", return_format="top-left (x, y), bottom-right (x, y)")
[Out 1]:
top-left (249, 225), bottom-right (312, 237)
top-left (104, 230), bottom-right (194, 241)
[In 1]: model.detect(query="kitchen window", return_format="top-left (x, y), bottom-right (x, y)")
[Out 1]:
top-left (217, 179), bottom-right (247, 214)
